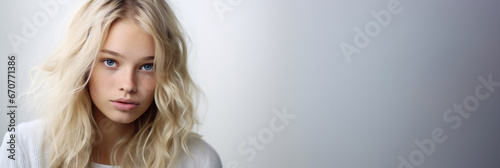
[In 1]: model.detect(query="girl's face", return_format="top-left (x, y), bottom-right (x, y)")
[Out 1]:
top-left (89, 19), bottom-right (156, 124)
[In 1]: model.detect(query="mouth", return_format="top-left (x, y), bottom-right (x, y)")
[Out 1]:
top-left (110, 99), bottom-right (139, 111)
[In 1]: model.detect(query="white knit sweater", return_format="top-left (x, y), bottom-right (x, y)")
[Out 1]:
top-left (0, 120), bottom-right (222, 168)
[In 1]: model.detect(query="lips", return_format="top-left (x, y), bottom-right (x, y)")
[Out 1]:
top-left (110, 98), bottom-right (139, 111)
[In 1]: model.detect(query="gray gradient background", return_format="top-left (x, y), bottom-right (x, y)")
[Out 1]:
top-left (1, 0), bottom-right (500, 167)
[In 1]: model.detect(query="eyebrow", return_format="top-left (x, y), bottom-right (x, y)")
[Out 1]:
top-left (100, 49), bottom-right (155, 60)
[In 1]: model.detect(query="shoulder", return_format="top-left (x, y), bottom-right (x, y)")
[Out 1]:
top-left (17, 119), bottom-right (45, 135)
top-left (0, 119), bottom-right (46, 167)
top-left (178, 133), bottom-right (222, 168)
top-left (14, 119), bottom-right (45, 144)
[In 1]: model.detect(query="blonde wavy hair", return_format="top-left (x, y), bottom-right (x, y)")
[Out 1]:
top-left (29, 0), bottom-right (199, 167)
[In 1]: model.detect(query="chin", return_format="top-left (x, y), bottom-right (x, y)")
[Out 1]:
top-left (107, 111), bottom-right (140, 124)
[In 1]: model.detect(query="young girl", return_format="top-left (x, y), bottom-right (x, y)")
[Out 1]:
top-left (0, 0), bottom-right (222, 167)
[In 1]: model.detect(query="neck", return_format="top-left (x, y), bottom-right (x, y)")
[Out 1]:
top-left (91, 107), bottom-right (135, 165)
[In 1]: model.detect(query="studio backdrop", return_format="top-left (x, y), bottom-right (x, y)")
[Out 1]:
top-left (1, 0), bottom-right (500, 167)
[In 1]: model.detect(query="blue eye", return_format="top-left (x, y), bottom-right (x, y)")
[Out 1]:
top-left (142, 64), bottom-right (153, 71)
top-left (104, 59), bottom-right (117, 67)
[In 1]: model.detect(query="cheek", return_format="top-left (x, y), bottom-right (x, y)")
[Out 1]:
top-left (89, 68), bottom-right (112, 97)
top-left (142, 77), bottom-right (156, 99)
top-left (88, 75), bottom-right (100, 103)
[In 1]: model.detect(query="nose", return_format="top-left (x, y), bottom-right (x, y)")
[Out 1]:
top-left (118, 68), bottom-right (137, 93)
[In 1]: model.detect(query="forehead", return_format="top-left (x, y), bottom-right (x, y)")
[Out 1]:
top-left (102, 19), bottom-right (155, 58)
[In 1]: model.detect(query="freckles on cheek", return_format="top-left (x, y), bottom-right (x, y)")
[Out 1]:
top-left (146, 79), bottom-right (156, 92)
top-left (143, 74), bottom-right (156, 89)
top-left (146, 80), bottom-right (157, 95)
top-left (90, 68), bottom-right (112, 91)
